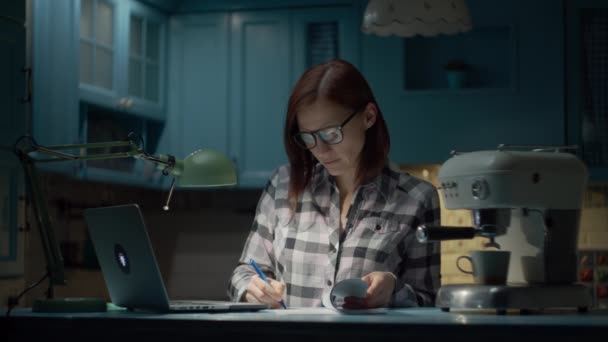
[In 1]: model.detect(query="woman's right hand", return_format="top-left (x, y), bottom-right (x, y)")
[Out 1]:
top-left (244, 275), bottom-right (286, 309)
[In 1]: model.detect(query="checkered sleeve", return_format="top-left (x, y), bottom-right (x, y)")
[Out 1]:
top-left (227, 170), bottom-right (280, 302)
top-left (391, 184), bottom-right (441, 307)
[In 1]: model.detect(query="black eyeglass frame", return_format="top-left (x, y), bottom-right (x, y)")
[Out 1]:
top-left (293, 106), bottom-right (365, 149)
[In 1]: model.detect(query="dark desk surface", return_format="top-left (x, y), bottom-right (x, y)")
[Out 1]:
top-left (4, 306), bottom-right (608, 341)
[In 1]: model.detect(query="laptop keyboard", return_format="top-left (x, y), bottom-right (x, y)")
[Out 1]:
top-left (171, 300), bottom-right (218, 305)
top-left (169, 300), bottom-right (231, 311)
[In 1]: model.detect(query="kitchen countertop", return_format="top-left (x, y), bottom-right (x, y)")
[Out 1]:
top-left (3, 306), bottom-right (608, 341)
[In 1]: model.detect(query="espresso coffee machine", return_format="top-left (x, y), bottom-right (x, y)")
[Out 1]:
top-left (416, 145), bottom-right (592, 314)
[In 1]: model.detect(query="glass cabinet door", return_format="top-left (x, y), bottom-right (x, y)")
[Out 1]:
top-left (566, 0), bottom-right (608, 181)
top-left (0, 0), bottom-right (25, 276)
top-left (128, 14), bottom-right (161, 103)
top-left (80, 0), bottom-right (115, 91)
top-left (291, 6), bottom-right (359, 88)
top-left (580, 9), bottom-right (608, 168)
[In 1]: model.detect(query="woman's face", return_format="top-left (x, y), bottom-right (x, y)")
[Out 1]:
top-left (296, 99), bottom-right (376, 177)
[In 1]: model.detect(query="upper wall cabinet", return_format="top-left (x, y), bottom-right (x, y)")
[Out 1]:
top-left (78, 0), bottom-right (168, 121)
top-left (566, 0), bottom-right (608, 181)
top-left (32, 0), bottom-right (80, 148)
top-left (32, 0), bottom-right (167, 188)
top-left (231, 6), bottom-right (359, 187)
top-left (78, 0), bottom-right (117, 102)
top-left (166, 13), bottom-right (230, 163)
top-left (166, 5), bottom-right (358, 188)
top-left (291, 6), bottom-right (360, 84)
top-left (0, 0), bottom-right (26, 277)
top-left (229, 10), bottom-right (291, 187)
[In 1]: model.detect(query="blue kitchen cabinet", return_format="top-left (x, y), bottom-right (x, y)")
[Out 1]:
top-left (32, 0), bottom-right (168, 188)
top-left (78, 0), bottom-right (120, 115)
top-left (229, 10), bottom-right (291, 188)
top-left (566, 0), bottom-right (608, 182)
top-left (229, 7), bottom-right (361, 188)
top-left (31, 0), bottom-right (80, 152)
top-left (0, 0), bottom-right (26, 276)
top-left (123, 1), bottom-right (168, 120)
top-left (165, 5), bottom-right (361, 188)
top-left (291, 6), bottom-right (360, 80)
top-left (79, 0), bottom-right (168, 121)
top-left (165, 13), bottom-right (230, 164)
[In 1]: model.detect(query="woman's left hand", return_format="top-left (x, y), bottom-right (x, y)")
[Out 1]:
top-left (343, 271), bottom-right (396, 309)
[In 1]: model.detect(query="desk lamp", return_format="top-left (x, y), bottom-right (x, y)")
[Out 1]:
top-left (12, 133), bottom-right (237, 313)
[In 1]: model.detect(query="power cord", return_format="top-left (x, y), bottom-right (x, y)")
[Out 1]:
top-left (5, 272), bottom-right (49, 317)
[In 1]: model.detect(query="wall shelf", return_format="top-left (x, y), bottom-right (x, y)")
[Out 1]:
top-left (403, 25), bottom-right (517, 92)
top-left (401, 87), bottom-right (512, 96)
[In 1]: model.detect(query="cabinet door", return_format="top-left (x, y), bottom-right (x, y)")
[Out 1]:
top-left (123, 1), bottom-right (167, 120)
top-left (291, 6), bottom-right (360, 81)
top-left (230, 10), bottom-right (290, 188)
top-left (78, 0), bottom-right (121, 109)
top-left (566, 0), bottom-right (608, 181)
top-left (166, 13), bottom-right (230, 161)
top-left (0, 3), bottom-right (26, 276)
top-left (32, 0), bottom-right (80, 148)
top-left (79, 0), bottom-right (167, 121)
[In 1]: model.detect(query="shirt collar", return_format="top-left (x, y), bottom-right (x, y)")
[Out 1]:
top-left (311, 162), bottom-right (334, 195)
top-left (360, 164), bottom-right (391, 202)
top-left (309, 162), bottom-right (391, 202)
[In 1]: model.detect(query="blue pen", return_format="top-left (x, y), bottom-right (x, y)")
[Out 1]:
top-left (249, 258), bottom-right (288, 309)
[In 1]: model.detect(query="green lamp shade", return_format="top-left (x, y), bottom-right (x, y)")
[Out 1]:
top-left (172, 149), bottom-right (237, 187)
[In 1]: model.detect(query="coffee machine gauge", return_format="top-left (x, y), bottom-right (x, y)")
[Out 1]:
top-left (471, 178), bottom-right (490, 200)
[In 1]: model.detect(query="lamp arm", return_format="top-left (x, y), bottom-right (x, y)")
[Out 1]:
top-left (17, 153), bottom-right (66, 295)
top-left (138, 153), bottom-right (175, 173)
top-left (23, 137), bottom-right (177, 171)
top-left (15, 136), bottom-right (144, 163)
top-left (11, 134), bottom-right (177, 297)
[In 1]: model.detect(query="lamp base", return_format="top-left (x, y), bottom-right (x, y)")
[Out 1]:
top-left (32, 297), bottom-right (107, 313)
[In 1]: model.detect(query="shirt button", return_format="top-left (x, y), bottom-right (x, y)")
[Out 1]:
top-left (327, 280), bottom-right (332, 286)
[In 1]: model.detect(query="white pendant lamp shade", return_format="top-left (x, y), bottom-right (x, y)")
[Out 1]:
top-left (361, 0), bottom-right (473, 37)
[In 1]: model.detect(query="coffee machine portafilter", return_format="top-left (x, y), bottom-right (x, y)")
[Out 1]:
top-left (418, 145), bottom-right (592, 314)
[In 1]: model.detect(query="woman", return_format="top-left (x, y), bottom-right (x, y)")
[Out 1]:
top-left (228, 59), bottom-right (440, 309)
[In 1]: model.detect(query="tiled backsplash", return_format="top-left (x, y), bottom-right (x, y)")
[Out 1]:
top-left (400, 164), bottom-right (483, 284)
top-left (579, 185), bottom-right (608, 248)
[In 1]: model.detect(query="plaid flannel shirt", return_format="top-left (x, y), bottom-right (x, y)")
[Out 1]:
top-left (228, 162), bottom-right (441, 307)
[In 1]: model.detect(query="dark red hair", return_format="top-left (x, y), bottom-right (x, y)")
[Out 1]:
top-left (283, 59), bottom-right (390, 207)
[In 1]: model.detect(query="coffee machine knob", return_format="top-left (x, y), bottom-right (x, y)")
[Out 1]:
top-left (471, 178), bottom-right (490, 200)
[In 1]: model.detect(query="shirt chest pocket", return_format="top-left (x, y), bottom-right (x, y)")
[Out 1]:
top-left (353, 216), bottom-right (411, 249)
top-left (345, 216), bottom-right (406, 264)
top-left (357, 216), bottom-right (402, 235)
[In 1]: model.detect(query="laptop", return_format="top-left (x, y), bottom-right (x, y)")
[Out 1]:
top-left (83, 203), bottom-right (268, 313)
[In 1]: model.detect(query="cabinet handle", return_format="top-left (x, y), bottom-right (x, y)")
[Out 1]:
top-left (21, 67), bottom-right (32, 104)
top-left (2, 195), bottom-right (7, 226)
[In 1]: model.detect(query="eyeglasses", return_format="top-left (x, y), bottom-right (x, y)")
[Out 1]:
top-left (293, 107), bottom-right (363, 149)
